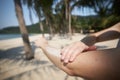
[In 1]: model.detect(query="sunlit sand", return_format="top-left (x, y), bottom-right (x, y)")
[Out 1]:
top-left (0, 33), bottom-right (118, 80)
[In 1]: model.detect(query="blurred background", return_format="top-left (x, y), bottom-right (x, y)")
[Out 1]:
top-left (0, 0), bottom-right (120, 35)
top-left (0, 0), bottom-right (120, 80)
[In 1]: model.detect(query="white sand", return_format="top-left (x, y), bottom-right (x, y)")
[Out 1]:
top-left (0, 33), bottom-right (119, 80)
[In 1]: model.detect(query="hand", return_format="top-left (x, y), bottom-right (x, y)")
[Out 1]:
top-left (34, 37), bottom-right (48, 49)
top-left (61, 41), bottom-right (96, 63)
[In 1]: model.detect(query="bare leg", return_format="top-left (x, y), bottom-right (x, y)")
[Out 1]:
top-left (35, 37), bottom-right (120, 80)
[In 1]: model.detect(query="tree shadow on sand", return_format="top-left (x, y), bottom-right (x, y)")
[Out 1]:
top-left (0, 45), bottom-right (51, 79)
top-left (0, 45), bottom-right (48, 66)
top-left (0, 45), bottom-right (81, 80)
top-left (4, 65), bottom-right (63, 80)
top-left (0, 44), bottom-right (108, 80)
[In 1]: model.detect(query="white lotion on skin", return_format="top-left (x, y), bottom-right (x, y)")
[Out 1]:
top-left (45, 46), bottom-right (61, 57)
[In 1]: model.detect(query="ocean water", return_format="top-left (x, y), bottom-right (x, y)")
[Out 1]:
top-left (0, 34), bottom-right (34, 40)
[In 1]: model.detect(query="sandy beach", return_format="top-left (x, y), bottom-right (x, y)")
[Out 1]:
top-left (0, 33), bottom-right (119, 80)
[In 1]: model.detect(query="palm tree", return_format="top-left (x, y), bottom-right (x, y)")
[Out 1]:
top-left (14, 0), bottom-right (34, 60)
top-left (40, 0), bottom-right (55, 39)
top-left (34, 1), bottom-right (45, 37)
top-left (73, 0), bottom-right (112, 17)
top-left (55, 1), bottom-right (67, 36)
top-left (24, 0), bottom-right (55, 39)
top-left (112, 0), bottom-right (120, 16)
top-left (23, 0), bottom-right (45, 37)
top-left (55, 0), bottom-right (73, 39)
top-left (65, 0), bottom-right (72, 39)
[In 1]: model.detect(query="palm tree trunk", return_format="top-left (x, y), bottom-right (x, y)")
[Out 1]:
top-left (46, 18), bottom-right (53, 40)
top-left (39, 22), bottom-right (44, 37)
top-left (65, 0), bottom-right (68, 21)
top-left (68, 3), bottom-right (72, 40)
top-left (64, 0), bottom-right (69, 38)
top-left (39, 17), bottom-right (44, 37)
top-left (14, 0), bottom-right (34, 60)
top-left (65, 0), bottom-right (72, 39)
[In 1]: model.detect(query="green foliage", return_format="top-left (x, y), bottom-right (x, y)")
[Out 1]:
top-left (27, 23), bottom-right (40, 33)
top-left (0, 27), bottom-right (20, 34)
top-left (70, 0), bottom-right (120, 32)
top-left (1, 14), bottom-right (119, 34)
top-left (101, 15), bottom-right (120, 28)
top-left (112, 0), bottom-right (120, 16)
top-left (2, 0), bottom-right (120, 34)
top-left (0, 22), bottom-right (50, 34)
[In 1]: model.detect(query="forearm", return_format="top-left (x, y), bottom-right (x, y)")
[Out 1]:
top-left (39, 44), bottom-right (120, 79)
top-left (93, 26), bottom-right (120, 42)
top-left (40, 45), bottom-right (73, 75)
top-left (81, 35), bottom-right (96, 46)
top-left (81, 22), bottom-right (120, 46)
top-left (41, 45), bottom-right (61, 67)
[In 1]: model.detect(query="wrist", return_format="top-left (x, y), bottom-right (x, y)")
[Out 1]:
top-left (81, 35), bottom-right (96, 46)
top-left (40, 43), bottom-right (49, 50)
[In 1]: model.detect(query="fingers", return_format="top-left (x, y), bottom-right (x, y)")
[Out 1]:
top-left (61, 41), bottom-right (95, 63)
top-left (69, 48), bottom-right (83, 62)
top-left (61, 42), bottom-right (88, 63)
top-left (61, 45), bottom-right (73, 61)
top-left (61, 46), bottom-right (82, 63)
top-left (61, 45), bottom-right (77, 63)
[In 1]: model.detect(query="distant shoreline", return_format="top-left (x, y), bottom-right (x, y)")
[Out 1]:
top-left (0, 34), bottom-right (39, 40)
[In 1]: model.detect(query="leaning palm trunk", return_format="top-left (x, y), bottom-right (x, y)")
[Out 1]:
top-left (46, 18), bottom-right (53, 40)
top-left (68, 3), bottom-right (72, 40)
top-left (39, 22), bottom-right (44, 37)
top-left (14, 0), bottom-right (33, 60)
top-left (39, 21), bottom-right (44, 37)
top-left (65, 0), bottom-right (72, 39)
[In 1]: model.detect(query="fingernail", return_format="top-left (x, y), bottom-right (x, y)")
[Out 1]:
top-left (70, 59), bottom-right (72, 62)
top-left (70, 60), bottom-right (73, 62)
top-left (64, 59), bottom-right (68, 63)
top-left (70, 58), bottom-right (73, 62)
top-left (61, 57), bottom-right (64, 61)
top-left (60, 53), bottom-right (62, 55)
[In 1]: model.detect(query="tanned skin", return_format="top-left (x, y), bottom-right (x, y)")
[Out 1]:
top-left (35, 22), bottom-right (120, 80)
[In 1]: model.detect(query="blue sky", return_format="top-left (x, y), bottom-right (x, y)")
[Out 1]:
top-left (0, 0), bottom-right (96, 29)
